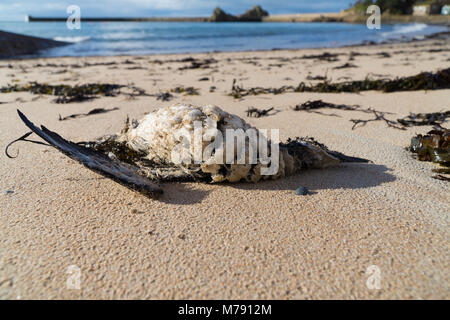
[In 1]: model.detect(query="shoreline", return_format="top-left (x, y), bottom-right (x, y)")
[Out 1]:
top-left (1, 27), bottom-right (448, 61)
top-left (26, 13), bottom-right (450, 25)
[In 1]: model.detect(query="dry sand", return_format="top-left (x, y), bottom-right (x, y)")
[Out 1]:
top-left (0, 38), bottom-right (449, 299)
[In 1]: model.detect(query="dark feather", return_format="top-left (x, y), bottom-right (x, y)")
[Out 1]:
top-left (16, 110), bottom-right (163, 198)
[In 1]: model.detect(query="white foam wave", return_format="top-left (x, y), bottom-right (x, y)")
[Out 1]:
top-left (381, 23), bottom-right (428, 38)
top-left (53, 36), bottom-right (90, 43)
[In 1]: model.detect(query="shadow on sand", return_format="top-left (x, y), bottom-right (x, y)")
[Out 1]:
top-left (158, 163), bottom-right (396, 205)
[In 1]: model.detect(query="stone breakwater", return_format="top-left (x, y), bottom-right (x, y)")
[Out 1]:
top-left (0, 30), bottom-right (68, 58)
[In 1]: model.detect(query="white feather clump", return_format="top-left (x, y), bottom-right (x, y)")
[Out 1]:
top-left (123, 104), bottom-right (297, 183)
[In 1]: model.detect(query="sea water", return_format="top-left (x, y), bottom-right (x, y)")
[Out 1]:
top-left (0, 21), bottom-right (446, 57)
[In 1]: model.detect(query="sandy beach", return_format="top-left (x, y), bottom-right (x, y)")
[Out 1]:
top-left (0, 37), bottom-right (449, 299)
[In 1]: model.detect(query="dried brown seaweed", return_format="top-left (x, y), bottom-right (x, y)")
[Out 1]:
top-left (0, 82), bottom-right (148, 103)
top-left (433, 174), bottom-right (450, 181)
top-left (178, 58), bottom-right (217, 70)
top-left (351, 110), bottom-right (405, 130)
top-left (294, 101), bottom-right (449, 131)
top-left (171, 86), bottom-right (199, 95)
top-left (301, 52), bottom-right (340, 62)
top-left (397, 111), bottom-right (449, 128)
top-left (333, 63), bottom-right (358, 69)
top-left (152, 92), bottom-right (174, 101)
top-left (293, 100), bottom-right (364, 113)
top-left (230, 68), bottom-right (450, 98)
top-left (246, 107), bottom-right (274, 118)
top-left (293, 100), bottom-right (403, 130)
top-left (58, 107), bottom-right (119, 121)
top-left (306, 75), bottom-right (326, 81)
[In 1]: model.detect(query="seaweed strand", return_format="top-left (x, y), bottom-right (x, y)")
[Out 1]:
top-left (5, 131), bottom-right (50, 158)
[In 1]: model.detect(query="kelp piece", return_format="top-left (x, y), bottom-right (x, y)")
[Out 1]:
top-left (293, 100), bottom-right (363, 113)
top-left (171, 86), bottom-right (199, 95)
top-left (14, 110), bottom-right (163, 197)
top-left (410, 128), bottom-right (450, 181)
top-left (246, 107), bottom-right (274, 118)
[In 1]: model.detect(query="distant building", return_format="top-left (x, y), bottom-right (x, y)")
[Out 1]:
top-left (442, 5), bottom-right (450, 14)
top-left (24, 15), bottom-right (29, 22)
top-left (413, 2), bottom-right (443, 15)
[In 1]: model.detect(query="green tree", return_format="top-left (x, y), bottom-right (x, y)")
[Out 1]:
top-left (350, 0), bottom-right (418, 14)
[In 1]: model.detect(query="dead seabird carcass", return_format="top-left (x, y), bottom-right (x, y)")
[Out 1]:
top-left (8, 105), bottom-right (368, 198)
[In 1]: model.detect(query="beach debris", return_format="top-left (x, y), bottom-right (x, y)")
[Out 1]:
top-left (351, 110), bottom-right (405, 130)
top-left (433, 175), bottom-right (450, 182)
top-left (2, 190), bottom-right (14, 195)
top-left (230, 68), bottom-right (450, 98)
top-left (397, 111), bottom-right (449, 128)
top-left (171, 86), bottom-right (199, 95)
top-left (152, 92), bottom-right (174, 101)
top-left (30, 60), bottom-right (144, 69)
top-left (198, 77), bottom-right (209, 81)
top-left (293, 100), bottom-right (404, 129)
top-left (293, 100), bottom-right (363, 113)
top-left (10, 106), bottom-right (370, 198)
top-left (377, 52), bottom-right (391, 58)
top-left (178, 58), bottom-right (217, 70)
top-left (58, 107), bottom-right (119, 121)
top-left (301, 52), bottom-right (340, 62)
top-left (5, 131), bottom-right (51, 159)
top-left (294, 102), bottom-right (449, 131)
top-left (306, 75), bottom-right (326, 81)
top-left (409, 127), bottom-right (450, 180)
top-left (333, 63), bottom-right (358, 69)
top-left (0, 82), bottom-right (148, 103)
top-left (126, 66), bottom-right (144, 70)
top-left (246, 107), bottom-right (274, 118)
top-left (295, 186), bottom-right (308, 196)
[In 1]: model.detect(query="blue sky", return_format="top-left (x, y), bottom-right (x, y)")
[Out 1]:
top-left (0, 0), bottom-right (354, 21)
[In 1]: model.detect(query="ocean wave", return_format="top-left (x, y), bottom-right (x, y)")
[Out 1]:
top-left (53, 36), bottom-right (91, 43)
top-left (381, 23), bottom-right (428, 38)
